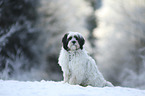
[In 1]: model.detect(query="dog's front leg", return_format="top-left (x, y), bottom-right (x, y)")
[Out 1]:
top-left (63, 69), bottom-right (71, 83)
top-left (63, 73), bottom-right (69, 83)
top-left (69, 75), bottom-right (78, 85)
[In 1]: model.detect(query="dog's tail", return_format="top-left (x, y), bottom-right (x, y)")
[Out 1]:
top-left (104, 81), bottom-right (114, 87)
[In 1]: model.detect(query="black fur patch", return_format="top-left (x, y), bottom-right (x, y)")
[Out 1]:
top-left (77, 35), bottom-right (85, 50)
top-left (62, 33), bottom-right (69, 51)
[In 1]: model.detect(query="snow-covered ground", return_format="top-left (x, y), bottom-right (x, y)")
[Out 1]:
top-left (0, 80), bottom-right (145, 96)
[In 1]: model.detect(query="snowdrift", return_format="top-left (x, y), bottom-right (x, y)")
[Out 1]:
top-left (0, 80), bottom-right (145, 96)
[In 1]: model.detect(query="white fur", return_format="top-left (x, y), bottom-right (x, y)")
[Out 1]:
top-left (67, 32), bottom-right (81, 51)
top-left (58, 32), bottom-right (113, 87)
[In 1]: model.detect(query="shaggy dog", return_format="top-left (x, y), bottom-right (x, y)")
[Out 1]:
top-left (58, 32), bottom-right (113, 87)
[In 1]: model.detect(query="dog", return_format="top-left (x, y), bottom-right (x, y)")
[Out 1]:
top-left (58, 31), bottom-right (113, 87)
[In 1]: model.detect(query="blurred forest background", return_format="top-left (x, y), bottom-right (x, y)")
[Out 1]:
top-left (0, 0), bottom-right (145, 89)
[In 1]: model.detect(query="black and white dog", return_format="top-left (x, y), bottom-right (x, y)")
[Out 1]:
top-left (58, 32), bottom-right (113, 87)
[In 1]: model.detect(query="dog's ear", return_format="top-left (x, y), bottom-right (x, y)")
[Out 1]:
top-left (62, 33), bottom-right (69, 51)
top-left (78, 35), bottom-right (85, 50)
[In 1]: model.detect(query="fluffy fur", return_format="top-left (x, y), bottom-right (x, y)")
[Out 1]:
top-left (58, 32), bottom-right (113, 87)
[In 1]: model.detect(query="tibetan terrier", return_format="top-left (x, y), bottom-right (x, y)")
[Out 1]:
top-left (58, 31), bottom-right (113, 87)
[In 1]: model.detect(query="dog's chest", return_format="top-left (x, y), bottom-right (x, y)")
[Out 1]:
top-left (68, 52), bottom-right (85, 70)
top-left (69, 52), bottom-right (77, 62)
top-left (68, 52), bottom-right (81, 62)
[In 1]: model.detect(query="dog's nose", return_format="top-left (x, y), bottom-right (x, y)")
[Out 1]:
top-left (72, 41), bottom-right (76, 44)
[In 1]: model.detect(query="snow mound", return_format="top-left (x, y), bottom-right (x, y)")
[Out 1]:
top-left (0, 80), bottom-right (145, 96)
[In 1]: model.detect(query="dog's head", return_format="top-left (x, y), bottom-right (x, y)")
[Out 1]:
top-left (62, 32), bottom-right (85, 51)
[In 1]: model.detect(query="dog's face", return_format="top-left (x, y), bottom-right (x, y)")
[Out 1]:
top-left (62, 32), bottom-right (85, 51)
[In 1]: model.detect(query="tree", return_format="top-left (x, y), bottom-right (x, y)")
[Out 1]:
top-left (94, 0), bottom-right (145, 89)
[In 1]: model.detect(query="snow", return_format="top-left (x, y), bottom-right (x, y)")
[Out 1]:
top-left (0, 80), bottom-right (145, 96)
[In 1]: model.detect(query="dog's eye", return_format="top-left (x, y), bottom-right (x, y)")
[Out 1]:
top-left (74, 36), bottom-right (78, 40)
top-left (68, 37), bottom-right (72, 40)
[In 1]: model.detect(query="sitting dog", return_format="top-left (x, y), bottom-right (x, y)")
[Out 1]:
top-left (58, 31), bottom-right (113, 87)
